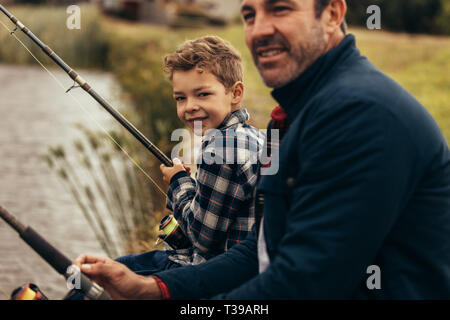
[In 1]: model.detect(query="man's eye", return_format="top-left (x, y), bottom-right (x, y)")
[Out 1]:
top-left (242, 12), bottom-right (255, 22)
top-left (273, 6), bottom-right (290, 14)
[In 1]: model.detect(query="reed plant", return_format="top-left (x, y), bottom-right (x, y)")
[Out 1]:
top-left (45, 127), bottom-right (166, 257)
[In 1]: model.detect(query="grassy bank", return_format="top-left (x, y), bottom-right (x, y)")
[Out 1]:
top-left (0, 5), bottom-right (109, 69)
top-left (104, 18), bottom-right (450, 140)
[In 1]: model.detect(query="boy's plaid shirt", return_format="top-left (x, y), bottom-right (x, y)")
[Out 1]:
top-left (166, 108), bottom-right (265, 265)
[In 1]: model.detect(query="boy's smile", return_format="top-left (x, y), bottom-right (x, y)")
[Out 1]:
top-left (172, 69), bottom-right (243, 134)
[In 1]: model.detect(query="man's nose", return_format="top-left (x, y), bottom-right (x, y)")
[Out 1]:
top-left (250, 12), bottom-right (276, 41)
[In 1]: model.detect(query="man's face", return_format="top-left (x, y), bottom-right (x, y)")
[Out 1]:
top-left (241, 0), bottom-right (327, 88)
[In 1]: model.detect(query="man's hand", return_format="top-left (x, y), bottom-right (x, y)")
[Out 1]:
top-left (160, 158), bottom-right (191, 183)
top-left (73, 254), bottom-right (162, 300)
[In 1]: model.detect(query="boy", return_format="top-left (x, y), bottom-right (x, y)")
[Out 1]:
top-left (116, 36), bottom-right (264, 274)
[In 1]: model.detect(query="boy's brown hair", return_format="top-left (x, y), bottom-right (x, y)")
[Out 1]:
top-left (164, 35), bottom-right (243, 92)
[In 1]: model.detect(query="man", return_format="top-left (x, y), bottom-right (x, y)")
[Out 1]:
top-left (75, 0), bottom-right (450, 299)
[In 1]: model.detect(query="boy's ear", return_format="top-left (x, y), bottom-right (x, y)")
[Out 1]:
top-left (231, 81), bottom-right (245, 106)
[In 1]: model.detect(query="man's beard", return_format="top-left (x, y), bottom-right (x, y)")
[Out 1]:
top-left (254, 22), bottom-right (327, 89)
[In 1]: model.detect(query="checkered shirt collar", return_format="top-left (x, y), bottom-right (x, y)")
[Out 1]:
top-left (217, 108), bottom-right (250, 130)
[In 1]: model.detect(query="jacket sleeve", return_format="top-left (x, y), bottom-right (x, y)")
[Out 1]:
top-left (154, 229), bottom-right (259, 299)
top-left (211, 100), bottom-right (419, 299)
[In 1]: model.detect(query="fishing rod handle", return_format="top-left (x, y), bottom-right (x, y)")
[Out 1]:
top-left (79, 272), bottom-right (111, 300)
top-left (0, 205), bottom-right (70, 274)
top-left (20, 226), bottom-right (72, 275)
top-left (20, 227), bottom-right (111, 300)
top-left (65, 267), bottom-right (111, 300)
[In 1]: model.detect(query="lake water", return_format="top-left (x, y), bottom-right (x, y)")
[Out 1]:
top-left (0, 64), bottom-right (123, 299)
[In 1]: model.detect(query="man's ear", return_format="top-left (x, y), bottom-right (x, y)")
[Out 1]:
top-left (231, 81), bottom-right (245, 106)
top-left (321, 0), bottom-right (347, 35)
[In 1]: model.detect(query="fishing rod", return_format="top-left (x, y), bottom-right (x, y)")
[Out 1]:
top-left (0, 4), bottom-right (173, 168)
top-left (0, 5), bottom-right (182, 286)
top-left (0, 205), bottom-right (111, 300)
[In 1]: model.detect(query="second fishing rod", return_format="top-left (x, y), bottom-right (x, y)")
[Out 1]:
top-left (0, 4), bottom-right (173, 168)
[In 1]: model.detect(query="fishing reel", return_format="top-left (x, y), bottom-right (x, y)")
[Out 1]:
top-left (157, 215), bottom-right (192, 250)
top-left (10, 283), bottom-right (48, 300)
top-left (10, 283), bottom-right (101, 300)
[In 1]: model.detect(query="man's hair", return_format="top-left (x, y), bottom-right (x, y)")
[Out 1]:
top-left (164, 36), bottom-right (243, 91)
top-left (314, 0), bottom-right (347, 34)
top-left (314, 0), bottom-right (331, 17)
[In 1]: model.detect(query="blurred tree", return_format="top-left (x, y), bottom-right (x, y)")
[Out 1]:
top-left (14, 0), bottom-right (88, 4)
top-left (14, 0), bottom-right (47, 3)
top-left (346, 0), bottom-right (449, 35)
top-left (436, 0), bottom-right (450, 34)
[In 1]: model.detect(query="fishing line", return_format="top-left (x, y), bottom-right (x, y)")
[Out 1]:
top-left (0, 18), bottom-right (167, 198)
top-left (0, 5), bottom-right (173, 169)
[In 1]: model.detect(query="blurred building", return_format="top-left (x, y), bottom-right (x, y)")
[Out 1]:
top-left (91, 0), bottom-right (241, 26)
top-left (2, 0), bottom-right (90, 4)
top-left (196, 0), bottom-right (241, 21)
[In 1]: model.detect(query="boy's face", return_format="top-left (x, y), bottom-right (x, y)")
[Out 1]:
top-left (172, 69), bottom-right (242, 134)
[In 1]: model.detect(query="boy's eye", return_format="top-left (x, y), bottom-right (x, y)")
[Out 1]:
top-left (198, 92), bottom-right (211, 97)
top-left (174, 96), bottom-right (185, 102)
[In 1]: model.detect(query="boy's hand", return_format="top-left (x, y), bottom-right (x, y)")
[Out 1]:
top-left (160, 158), bottom-right (191, 183)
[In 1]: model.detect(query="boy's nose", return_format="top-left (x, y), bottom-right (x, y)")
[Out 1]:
top-left (185, 101), bottom-right (200, 113)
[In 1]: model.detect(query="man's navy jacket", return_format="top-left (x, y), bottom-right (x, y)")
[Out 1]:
top-left (155, 35), bottom-right (450, 299)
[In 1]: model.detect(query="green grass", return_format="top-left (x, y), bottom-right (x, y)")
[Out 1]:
top-left (2, 5), bottom-right (447, 139)
top-left (0, 4), bottom-right (109, 69)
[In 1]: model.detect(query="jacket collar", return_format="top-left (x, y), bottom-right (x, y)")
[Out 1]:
top-left (271, 34), bottom-right (359, 120)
